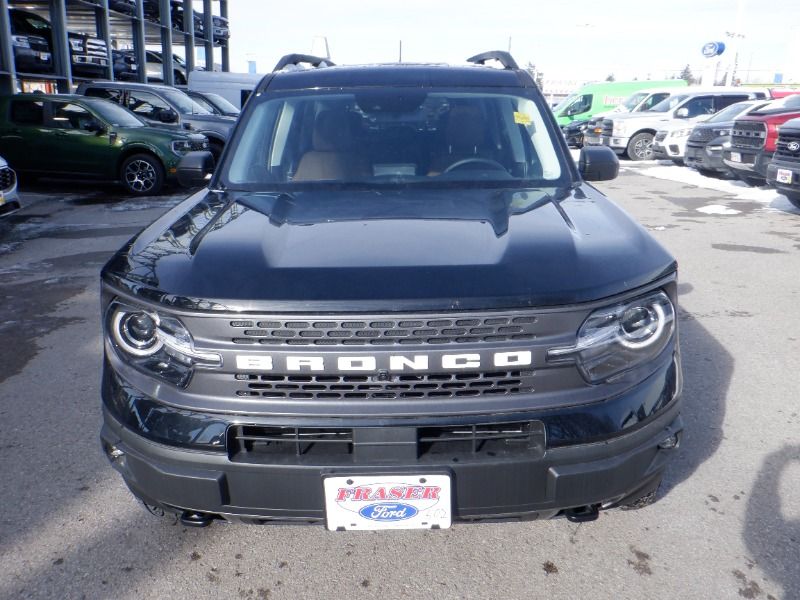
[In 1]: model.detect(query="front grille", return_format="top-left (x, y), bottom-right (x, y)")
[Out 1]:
top-left (655, 131), bottom-right (667, 143)
top-left (234, 370), bottom-right (532, 400)
top-left (689, 127), bottom-right (715, 143)
top-left (731, 121), bottom-right (766, 149)
top-left (0, 167), bottom-right (15, 191)
top-left (602, 119), bottom-right (614, 136)
top-left (775, 130), bottom-right (800, 163)
top-left (86, 39), bottom-right (108, 58)
top-left (28, 35), bottom-right (49, 52)
top-left (230, 313), bottom-right (539, 346)
top-left (227, 421), bottom-right (545, 462)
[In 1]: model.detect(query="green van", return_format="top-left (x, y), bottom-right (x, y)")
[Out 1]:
top-left (553, 80), bottom-right (688, 126)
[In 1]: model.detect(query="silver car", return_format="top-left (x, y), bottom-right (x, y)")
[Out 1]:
top-left (0, 155), bottom-right (20, 217)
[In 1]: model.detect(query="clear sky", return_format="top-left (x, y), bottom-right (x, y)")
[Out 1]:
top-left (220, 0), bottom-right (798, 85)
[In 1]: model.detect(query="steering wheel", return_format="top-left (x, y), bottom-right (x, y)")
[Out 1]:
top-left (442, 157), bottom-right (508, 173)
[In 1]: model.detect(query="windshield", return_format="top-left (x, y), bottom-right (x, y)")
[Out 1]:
top-left (224, 89), bottom-right (567, 190)
top-left (87, 99), bottom-right (144, 127)
top-left (203, 92), bottom-right (239, 114)
top-left (552, 93), bottom-right (576, 114)
top-left (706, 101), bottom-right (759, 123)
top-left (161, 89), bottom-right (211, 115)
top-left (647, 94), bottom-right (689, 113)
top-left (622, 92), bottom-right (648, 110)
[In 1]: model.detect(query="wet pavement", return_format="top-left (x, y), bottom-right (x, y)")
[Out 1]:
top-left (0, 173), bottom-right (798, 600)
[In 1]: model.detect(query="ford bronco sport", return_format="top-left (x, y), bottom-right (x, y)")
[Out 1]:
top-left (100, 52), bottom-right (683, 530)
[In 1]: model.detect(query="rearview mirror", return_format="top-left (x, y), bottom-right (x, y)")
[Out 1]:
top-left (579, 146), bottom-right (619, 182)
top-left (675, 107), bottom-right (689, 118)
top-left (176, 150), bottom-right (215, 188)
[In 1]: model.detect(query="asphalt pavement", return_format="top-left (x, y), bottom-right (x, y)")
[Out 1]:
top-left (0, 172), bottom-right (798, 600)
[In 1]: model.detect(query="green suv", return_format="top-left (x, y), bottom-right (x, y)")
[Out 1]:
top-left (0, 94), bottom-right (209, 195)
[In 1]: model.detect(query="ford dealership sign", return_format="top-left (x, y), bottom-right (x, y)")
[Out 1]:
top-left (702, 42), bottom-right (726, 58)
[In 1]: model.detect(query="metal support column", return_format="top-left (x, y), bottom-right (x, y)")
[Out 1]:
top-left (0, 0), bottom-right (17, 94)
top-left (159, 0), bottom-right (174, 85)
top-left (202, 0), bottom-right (213, 72)
top-left (220, 0), bottom-right (229, 72)
top-left (96, 0), bottom-right (114, 81)
top-left (133, 0), bottom-right (147, 83)
top-left (49, 0), bottom-right (72, 92)
top-left (182, 0), bottom-right (195, 75)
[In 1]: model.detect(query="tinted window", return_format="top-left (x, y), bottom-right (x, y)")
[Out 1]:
top-left (50, 102), bottom-right (91, 130)
top-left (647, 94), bottom-right (689, 112)
top-left (714, 95), bottom-right (750, 111)
top-left (126, 90), bottom-right (171, 120)
top-left (87, 99), bottom-right (144, 127)
top-left (10, 99), bottom-right (44, 125)
top-left (680, 96), bottom-right (714, 118)
top-left (640, 93), bottom-right (669, 110)
top-left (85, 87), bottom-right (124, 104)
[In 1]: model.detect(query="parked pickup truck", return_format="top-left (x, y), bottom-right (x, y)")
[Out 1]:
top-left (766, 118), bottom-right (800, 209)
top-left (601, 89), bottom-right (764, 160)
top-left (722, 95), bottom-right (800, 186)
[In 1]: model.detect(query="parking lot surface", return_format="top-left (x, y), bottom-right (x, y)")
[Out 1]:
top-left (0, 172), bottom-right (798, 600)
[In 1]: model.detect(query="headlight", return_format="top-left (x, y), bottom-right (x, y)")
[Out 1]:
top-left (713, 129), bottom-right (731, 137)
top-left (171, 139), bottom-right (192, 155)
top-left (69, 38), bottom-right (84, 51)
top-left (12, 35), bottom-right (31, 48)
top-left (670, 129), bottom-right (691, 138)
top-left (106, 301), bottom-right (221, 387)
top-left (547, 290), bottom-right (675, 383)
top-left (613, 122), bottom-right (627, 136)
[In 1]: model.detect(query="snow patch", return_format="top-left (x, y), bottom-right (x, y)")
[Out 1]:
top-left (697, 204), bottom-right (741, 215)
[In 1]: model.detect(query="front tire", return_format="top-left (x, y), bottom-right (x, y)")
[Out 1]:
top-left (785, 192), bottom-right (800, 210)
top-left (208, 140), bottom-right (224, 163)
top-left (626, 132), bottom-right (655, 161)
top-left (120, 153), bottom-right (164, 196)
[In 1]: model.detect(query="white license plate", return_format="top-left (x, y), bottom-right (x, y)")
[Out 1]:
top-left (776, 168), bottom-right (793, 184)
top-left (324, 474), bottom-right (452, 531)
top-left (730, 151), bottom-right (742, 163)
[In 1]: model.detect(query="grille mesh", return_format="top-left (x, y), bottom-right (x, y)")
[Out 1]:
top-left (731, 121), bottom-right (766, 149)
top-left (689, 127), bottom-right (715, 143)
top-left (230, 314), bottom-right (539, 346)
top-left (775, 131), bottom-right (800, 163)
top-left (234, 370), bottom-right (533, 400)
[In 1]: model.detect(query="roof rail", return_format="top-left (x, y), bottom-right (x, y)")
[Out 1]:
top-left (272, 53), bottom-right (335, 72)
top-left (466, 51), bottom-right (519, 71)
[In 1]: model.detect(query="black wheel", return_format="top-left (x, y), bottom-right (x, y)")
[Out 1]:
top-left (174, 70), bottom-right (186, 85)
top-left (208, 141), bottom-right (224, 163)
top-left (626, 132), bottom-right (655, 161)
top-left (120, 153), bottom-right (164, 196)
top-left (785, 192), bottom-right (800, 210)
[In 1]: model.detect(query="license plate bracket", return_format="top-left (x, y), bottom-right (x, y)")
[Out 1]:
top-left (323, 474), bottom-right (452, 531)
top-left (730, 151), bottom-right (742, 163)
top-left (776, 168), bottom-right (793, 184)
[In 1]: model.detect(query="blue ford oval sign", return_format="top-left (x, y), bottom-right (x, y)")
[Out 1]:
top-left (702, 42), bottom-right (726, 58)
top-left (359, 502), bottom-right (418, 521)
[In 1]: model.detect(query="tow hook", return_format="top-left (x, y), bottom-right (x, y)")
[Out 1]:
top-left (180, 511), bottom-right (214, 527)
top-left (565, 505), bottom-right (600, 523)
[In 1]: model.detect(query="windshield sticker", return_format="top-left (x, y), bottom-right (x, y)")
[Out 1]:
top-left (513, 111), bottom-right (531, 125)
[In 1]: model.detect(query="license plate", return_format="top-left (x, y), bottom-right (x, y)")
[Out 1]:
top-left (730, 152), bottom-right (741, 163)
top-left (39, 52), bottom-right (50, 61)
top-left (324, 474), bottom-right (452, 531)
top-left (776, 168), bottom-right (793, 184)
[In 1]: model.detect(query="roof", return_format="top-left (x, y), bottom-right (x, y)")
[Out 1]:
top-left (263, 63), bottom-right (531, 92)
top-left (77, 80), bottom-right (176, 92)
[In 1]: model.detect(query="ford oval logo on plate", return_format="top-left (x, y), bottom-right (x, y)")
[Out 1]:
top-left (359, 502), bottom-right (418, 522)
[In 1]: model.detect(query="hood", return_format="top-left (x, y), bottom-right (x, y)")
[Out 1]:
top-left (185, 113), bottom-right (237, 124)
top-left (610, 111), bottom-right (670, 122)
top-left (112, 125), bottom-right (205, 143)
top-left (104, 186), bottom-right (676, 311)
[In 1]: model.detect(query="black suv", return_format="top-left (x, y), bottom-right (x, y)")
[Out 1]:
top-left (100, 52), bottom-right (683, 529)
top-left (76, 81), bottom-right (235, 159)
top-left (766, 118), bottom-right (800, 209)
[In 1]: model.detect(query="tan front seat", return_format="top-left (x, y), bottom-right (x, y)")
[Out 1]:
top-left (293, 110), bottom-right (369, 181)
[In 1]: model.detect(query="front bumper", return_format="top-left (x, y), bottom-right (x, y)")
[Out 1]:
top-left (101, 356), bottom-right (683, 524)
top-left (653, 137), bottom-right (688, 161)
top-left (722, 148), bottom-right (772, 181)
top-left (602, 135), bottom-right (630, 155)
top-left (766, 159), bottom-right (800, 197)
top-left (13, 47), bottom-right (53, 73)
top-left (685, 141), bottom-right (728, 173)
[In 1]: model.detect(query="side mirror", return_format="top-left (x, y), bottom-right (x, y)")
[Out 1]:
top-left (675, 107), bottom-right (689, 118)
top-left (176, 150), bottom-right (215, 188)
top-left (159, 108), bottom-right (179, 123)
top-left (579, 146), bottom-right (619, 182)
top-left (82, 118), bottom-right (105, 133)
